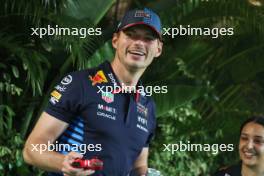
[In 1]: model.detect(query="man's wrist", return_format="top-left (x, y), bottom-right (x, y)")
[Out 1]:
top-left (130, 166), bottom-right (148, 176)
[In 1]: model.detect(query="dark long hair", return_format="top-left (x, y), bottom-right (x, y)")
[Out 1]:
top-left (240, 115), bottom-right (264, 134)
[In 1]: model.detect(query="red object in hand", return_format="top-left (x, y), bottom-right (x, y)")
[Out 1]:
top-left (72, 158), bottom-right (103, 170)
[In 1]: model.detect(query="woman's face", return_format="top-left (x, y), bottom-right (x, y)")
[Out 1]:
top-left (239, 122), bottom-right (264, 167)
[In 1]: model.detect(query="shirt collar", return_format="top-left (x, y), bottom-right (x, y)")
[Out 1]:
top-left (100, 60), bottom-right (145, 102)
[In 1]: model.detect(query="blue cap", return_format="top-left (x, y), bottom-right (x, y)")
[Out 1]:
top-left (117, 8), bottom-right (162, 39)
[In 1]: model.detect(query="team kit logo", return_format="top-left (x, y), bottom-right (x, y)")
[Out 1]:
top-left (49, 74), bottom-right (73, 105)
top-left (89, 70), bottom-right (114, 103)
top-left (50, 90), bottom-right (62, 105)
top-left (61, 75), bottom-right (72, 85)
top-left (101, 91), bottom-right (114, 103)
top-left (89, 70), bottom-right (108, 86)
top-left (136, 103), bottom-right (149, 133)
top-left (97, 104), bottom-right (117, 121)
top-left (135, 10), bottom-right (151, 18)
top-left (137, 103), bottom-right (148, 117)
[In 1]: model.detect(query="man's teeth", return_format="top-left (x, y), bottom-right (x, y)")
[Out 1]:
top-left (244, 151), bottom-right (255, 157)
top-left (128, 51), bottom-right (145, 56)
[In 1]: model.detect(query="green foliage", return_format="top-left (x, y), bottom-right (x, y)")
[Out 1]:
top-left (1, 0), bottom-right (264, 175)
top-left (0, 0), bottom-right (115, 175)
top-left (143, 0), bottom-right (264, 175)
top-left (0, 132), bottom-right (30, 176)
top-left (149, 103), bottom-right (243, 175)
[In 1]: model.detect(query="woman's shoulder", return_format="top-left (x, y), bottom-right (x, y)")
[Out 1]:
top-left (213, 162), bottom-right (242, 176)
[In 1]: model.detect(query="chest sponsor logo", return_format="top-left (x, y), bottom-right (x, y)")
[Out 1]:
top-left (89, 70), bottom-right (108, 86)
top-left (101, 91), bottom-right (114, 103)
top-left (136, 116), bottom-right (148, 133)
top-left (97, 104), bottom-right (117, 114)
top-left (49, 90), bottom-right (62, 105)
top-left (138, 116), bottom-right (147, 126)
top-left (137, 103), bottom-right (148, 117)
top-left (97, 112), bottom-right (116, 120)
top-left (107, 73), bottom-right (118, 87)
top-left (61, 75), bottom-right (72, 85)
top-left (136, 124), bottom-right (148, 133)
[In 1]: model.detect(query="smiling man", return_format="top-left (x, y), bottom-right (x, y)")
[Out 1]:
top-left (23, 8), bottom-right (163, 176)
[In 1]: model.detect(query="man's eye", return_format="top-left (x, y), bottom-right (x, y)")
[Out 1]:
top-left (254, 139), bottom-right (264, 144)
top-left (125, 32), bottom-right (133, 37)
top-left (240, 136), bottom-right (248, 141)
top-left (144, 36), bottom-right (156, 41)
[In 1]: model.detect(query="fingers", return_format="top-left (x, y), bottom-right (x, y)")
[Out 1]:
top-left (62, 152), bottom-right (95, 175)
top-left (61, 151), bottom-right (81, 174)
top-left (67, 151), bottom-right (84, 163)
top-left (63, 169), bottom-right (95, 176)
top-left (80, 170), bottom-right (95, 176)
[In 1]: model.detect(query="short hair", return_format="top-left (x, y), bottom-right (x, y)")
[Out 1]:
top-left (239, 115), bottom-right (264, 134)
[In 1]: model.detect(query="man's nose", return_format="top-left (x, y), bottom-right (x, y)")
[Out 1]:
top-left (133, 38), bottom-right (145, 48)
top-left (246, 140), bottom-right (254, 149)
top-left (134, 37), bottom-right (145, 44)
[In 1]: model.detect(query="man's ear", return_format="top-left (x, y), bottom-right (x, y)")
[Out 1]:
top-left (155, 40), bottom-right (163, 58)
top-left (112, 33), bottom-right (119, 49)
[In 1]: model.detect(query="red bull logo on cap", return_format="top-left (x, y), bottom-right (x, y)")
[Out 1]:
top-left (89, 70), bottom-right (108, 86)
top-left (135, 10), bottom-right (151, 18)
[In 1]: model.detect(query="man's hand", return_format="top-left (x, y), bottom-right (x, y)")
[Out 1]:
top-left (62, 152), bottom-right (95, 176)
top-left (131, 147), bottom-right (149, 176)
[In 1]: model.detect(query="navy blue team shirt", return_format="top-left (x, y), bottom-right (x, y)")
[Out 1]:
top-left (45, 61), bottom-right (157, 176)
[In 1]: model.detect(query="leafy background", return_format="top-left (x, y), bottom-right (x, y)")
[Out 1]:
top-left (0, 0), bottom-right (264, 175)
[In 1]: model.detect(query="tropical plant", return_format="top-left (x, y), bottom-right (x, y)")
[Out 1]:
top-left (142, 0), bottom-right (264, 175)
top-left (1, 0), bottom-right (264, 175)
top-left (0, 0), bottom-right (115, 175)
